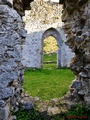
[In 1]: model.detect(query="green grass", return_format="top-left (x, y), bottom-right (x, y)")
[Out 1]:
top-left (43, 63), bottom-right (57, 69)
top-left (24, 67), bottom-right (74, 101)
top-left (24, 53), bottom-right (74, 101)
top-left (43, 53), bottom-right (57, 62)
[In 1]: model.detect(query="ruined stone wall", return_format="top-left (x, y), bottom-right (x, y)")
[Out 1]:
top-left (22, 0), bottom-right (74, 68)
top-left (62, 0), bottom-right (90, 107)
top-left (0, 0), bottom-right (27, 119)
top-left (1, 0), bottom-right (90, 119)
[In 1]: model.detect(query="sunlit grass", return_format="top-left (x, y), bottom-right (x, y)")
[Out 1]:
top-left (43, 53), bottom-right (57, 62)
top-left (24, 68), bottom-right (74, 101)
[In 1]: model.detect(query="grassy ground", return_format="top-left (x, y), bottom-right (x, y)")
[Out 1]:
top-left (23, 53), bottom-right (74, 101)
top-left (43, 53), bottom-right (57, 62)
top-left (14, 37), bottom-right (89, 120)
top-left (24, 67), bottom-right (74, 101)
top-left (14, 55), bottom-right (87, 120)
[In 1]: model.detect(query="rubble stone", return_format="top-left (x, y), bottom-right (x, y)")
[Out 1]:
top-left (62, 0), bottom-right (90, 108)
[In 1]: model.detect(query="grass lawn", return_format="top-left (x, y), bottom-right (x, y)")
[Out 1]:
top-left (43, 53), bottom-right (57, 62)
top-left (23, 67), bottom-right (74, 101)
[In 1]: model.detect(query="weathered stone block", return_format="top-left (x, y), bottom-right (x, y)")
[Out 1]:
top-left (0, 106), bottom-right (9, 120)
top-left (84, 96), bottom-right (90, 104)
top-left (19, 29), bottom-right (27, 38)
top-left (21, 102), bottom-right (33, 110)
top-left (48, 106), bottom-right (61, 115)
top-left (78, 90), bottom-right (85, 96)
top-left (71, 81), bottom-right (82, 90)
top-left (0, 100), bottom-right (6, 107)
top-left (0, 87), bottom-right (15, 99)
top-left (79, 72), bottom-right (89, 78)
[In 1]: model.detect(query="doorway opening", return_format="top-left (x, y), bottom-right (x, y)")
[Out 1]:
top-left (43, 36), bottom-right (59, 69)
top-left (41, 27), bottom-right (63, 68)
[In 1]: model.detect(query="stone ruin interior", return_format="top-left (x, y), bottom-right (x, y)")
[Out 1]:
top-left (0, 0), bottom-right (90, 119)
top-left (21, 0), bottom-right (74, 68)
top-left (21, 26), bottom-right (74, 68)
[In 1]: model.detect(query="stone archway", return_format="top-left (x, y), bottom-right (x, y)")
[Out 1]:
top-left (42, 27), bottom-right (63, 68)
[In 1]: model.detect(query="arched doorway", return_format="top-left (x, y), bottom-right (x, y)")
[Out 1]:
top-left (43, 36), bottom-right (58, 68)
top-left (41, 27), bottom-right (63, 68)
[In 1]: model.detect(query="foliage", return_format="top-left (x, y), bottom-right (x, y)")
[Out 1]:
top-left (43, 36), bottom-right (58, 54)
top-left (51, 114), bottom-right (65, 120)
top-left (65, 104), bottom-right (89, 120)
top-left (12, 104), bottom-right (90, 120)
top-left (11, 108), bottom-right (45, 120)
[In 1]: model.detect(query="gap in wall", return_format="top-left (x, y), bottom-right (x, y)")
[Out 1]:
top-left (43, 36), bottom-right (59, 69)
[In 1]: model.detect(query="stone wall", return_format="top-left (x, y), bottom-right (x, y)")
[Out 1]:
top-left (62, 0), bottom-right (90, 107)
top-left (0, 0), bottom-right (27, 119)
top-left (21, 0), bottom-right (74, 68)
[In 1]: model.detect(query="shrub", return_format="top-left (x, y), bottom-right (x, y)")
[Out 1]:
top-left (65, 104), bottom-right (89, 120)
top-left (12, 108), bottom-right (45, 120)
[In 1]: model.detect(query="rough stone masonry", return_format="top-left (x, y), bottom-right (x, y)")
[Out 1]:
top-left (22, 0), bottom-right (74, 68)
top-left (62, 0), bottom-right (90, 108)
top-left (0, 0), bottom-right (28, 119)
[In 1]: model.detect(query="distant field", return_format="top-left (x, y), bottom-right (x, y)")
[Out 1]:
top-left (43, 53), bottom-right (57, 68)
top-left (24, 68), bottom-right (74, 101)
top-left (43, 53), bottom-right (57, 62)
